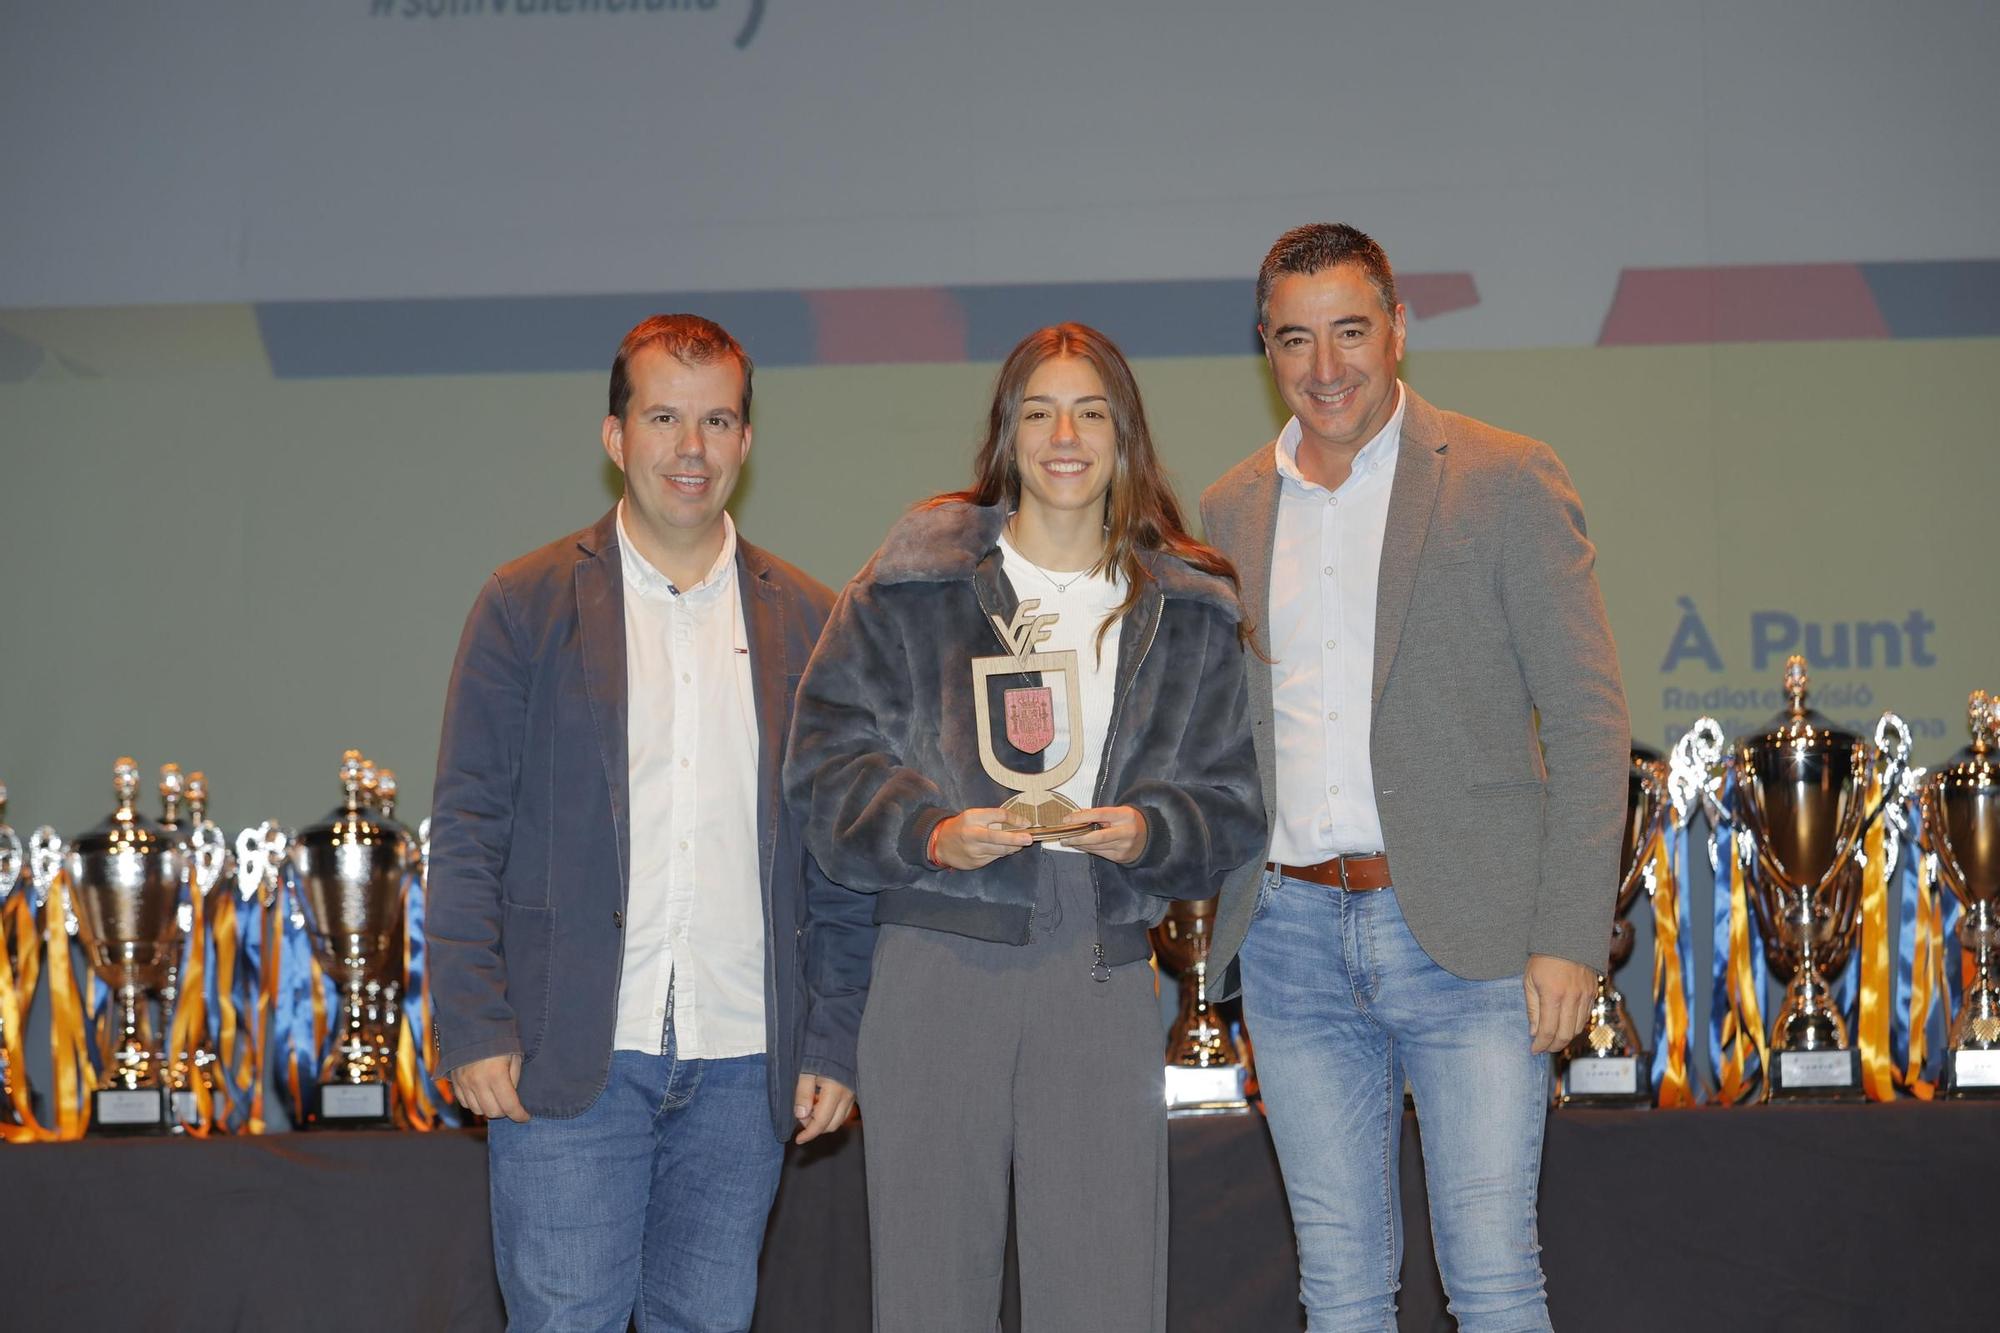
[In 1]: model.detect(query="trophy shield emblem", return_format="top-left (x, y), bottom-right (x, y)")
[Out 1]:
top-left (971, 601), bottom-right (1094, 840)
top-left (1004, 687), bottom-right (1056, 756)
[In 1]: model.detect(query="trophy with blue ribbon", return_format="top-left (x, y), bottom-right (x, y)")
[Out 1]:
top-left (67, 759), bottom-right (188, 1131)
top-left (290, 751), bottom-right (413, 1125)
top-left (1556, 746), bottom-right (1669, 1106)
top-left (1725, 657), bottom-right (1910, 1099)
top-left (971, 600), bottom-right (1095, 841)
top-left (1924, 691), bottom-right (2000, 1095)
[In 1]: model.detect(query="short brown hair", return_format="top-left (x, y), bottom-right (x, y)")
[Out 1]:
top-left (1256, 224), bottom-right (1399, 328)
top-left (608, 314), bottom-right (753, 420)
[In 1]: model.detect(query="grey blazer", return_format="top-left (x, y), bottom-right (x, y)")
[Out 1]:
top-left (1200, 388), bottom-right (1629, 984)
top-left (427, 508), bottom-right (875, 1135)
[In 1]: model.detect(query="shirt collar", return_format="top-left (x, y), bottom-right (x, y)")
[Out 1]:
top-left (1273, 381), bottom-right (1407, 493)
top-left (616, 502), bottom-right (738, 604)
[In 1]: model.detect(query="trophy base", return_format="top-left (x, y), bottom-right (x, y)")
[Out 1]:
top-left (1768, 1048), bottom-right (1863, 1101)
top-left (1000, 795), bottom-right (1097, 842)
top-left (315, 1081), bottom-right (392, 1126)
top-left (1556, 1055), bottom-right (1651, 1107)
top-left (1945, 1048), bottom-right (2000, 1097)
top-left (93, 1088), bottom-right (171, 1134)
top-left (169, 1089), bottom-right (200, 1127)
top-left (1164, 1063), bottom-right (1251, 1116)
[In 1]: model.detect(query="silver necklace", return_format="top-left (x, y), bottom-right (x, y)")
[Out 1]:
top-left (1005, 519), bottom-right (1101, 594)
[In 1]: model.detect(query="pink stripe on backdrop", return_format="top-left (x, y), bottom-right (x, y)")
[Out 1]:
top-left (1597, 264), bottom-right (1890, 345)
top-left (808, 287), bottom-right (968, 364)
top-left (1399, 272), bottom-right (1480, 320)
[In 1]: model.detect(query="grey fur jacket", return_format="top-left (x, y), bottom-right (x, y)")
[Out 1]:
top-left (785, 501), bottom-right (1266, 967)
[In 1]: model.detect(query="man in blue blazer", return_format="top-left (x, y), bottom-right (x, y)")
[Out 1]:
top-left (428, 314), bottom-right (874, 1332)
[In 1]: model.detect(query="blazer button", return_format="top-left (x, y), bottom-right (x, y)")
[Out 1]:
top-left (612, 910), bottom-right (625, 929)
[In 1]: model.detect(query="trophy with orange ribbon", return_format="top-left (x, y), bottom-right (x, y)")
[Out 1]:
top-left (66, 759), bottom-right (189, 1131)
top-left (0, 783), bottom-right (26, 1129)
top-left (1725, 657), bottom-right (1910, 1100)
top-left (1556, 746), bottom-right (1669, 1106)
top-left (970, 600), bottom-right (1096, 841)
top-left (1923, 691), bottom-right (2000, 1095)
top-left (290, 751), bottom-right (414, 1124)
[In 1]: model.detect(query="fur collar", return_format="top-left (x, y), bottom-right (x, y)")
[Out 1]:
top-left (867, 501), bottom-right (1242, 621)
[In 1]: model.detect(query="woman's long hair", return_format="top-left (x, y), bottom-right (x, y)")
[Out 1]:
top-left (925, 322), bottom-right (1250, 649)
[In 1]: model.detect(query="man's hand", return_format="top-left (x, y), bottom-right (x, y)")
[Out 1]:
top-left (1524, 955), bottom-right (1596, 1055)
top-left (932, 808), bottom-right (1033, 870)
top-left (793, 1073), bottom-right (856, 1145)
top-left (451, 1052), bottom-right (530, 1123)
top-left (1060, 806), bottom-right (1149, 864)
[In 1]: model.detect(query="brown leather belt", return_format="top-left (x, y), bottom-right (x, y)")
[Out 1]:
top-left (1268, 852), bottom-right (1392, 892)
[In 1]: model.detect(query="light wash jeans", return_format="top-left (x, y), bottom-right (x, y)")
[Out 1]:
top-left (486, 1040), bottom-right (784, 1333)
top-left (1240, 872), bottom-right (1553, 1333)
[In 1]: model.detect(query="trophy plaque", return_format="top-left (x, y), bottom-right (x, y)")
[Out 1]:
top-left (1736, 657), bottom-right (1908, 1100)
top-left (1924, 691), bottom-right (2000, 1095)
top-left (68, 759), bottom-right (185, 1132)
top-left (1557, 746), bottom-right (1667, 1106)
top-left (971, 601), bottom-right (1095, 840)
top-left (291, 751), bottom-right (411, 1125)
top-left (1150, 898), bottom-right (1251, 1114)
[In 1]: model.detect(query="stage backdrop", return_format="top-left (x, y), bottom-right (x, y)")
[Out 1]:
top-left (4, 2), bottom-right (1998, 1087)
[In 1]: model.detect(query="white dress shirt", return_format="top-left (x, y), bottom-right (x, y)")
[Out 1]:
top-left (997, 533), bottom-right (1123, 851)
top-left (1266, 384), bottom-right (1407, 864)
top-left (612, 504), bottom-right (767, 1058)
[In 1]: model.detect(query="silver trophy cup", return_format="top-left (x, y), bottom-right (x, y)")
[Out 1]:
top-left (290, 751), bottom-right (412, 1124)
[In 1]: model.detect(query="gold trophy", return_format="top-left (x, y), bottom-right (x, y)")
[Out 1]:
top-left (1151, 898), bottom-right (1251, 1114)
top-left (290, 751), bottom-right (412, 1124)
top-left (1923, 691), bottom-right (2000, 1096)
top-left (1735, 657), bottom-right (1908, 1099)
top-left (971, 601), bottom-right (1095, 840)
top-left (67, 758), bottom-right (187, 1131)
top-left (1556, 746), bottom-right (1668, 1106)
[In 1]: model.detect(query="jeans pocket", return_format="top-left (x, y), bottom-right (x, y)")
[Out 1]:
top-left (1250, 867), bottom-right (1281, 923)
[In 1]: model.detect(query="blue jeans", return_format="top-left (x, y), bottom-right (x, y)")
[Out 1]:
top-left (1240, 874), bottom-right (1552, 1333)
top-left (486, 1041), bottom-right (785, 1333)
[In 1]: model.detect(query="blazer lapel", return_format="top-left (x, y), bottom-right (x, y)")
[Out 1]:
top-left (738, 544), bottom-right (788, 914)
top-left (1372, 392), bottom-right (1448, 717)
top-left (1234, 451), bottom-right (1282, 659)
top-left (575, 511), bottom-right (631, 899)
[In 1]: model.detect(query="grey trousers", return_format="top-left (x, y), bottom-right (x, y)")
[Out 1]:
top-left (856, 851), bottom-right (1169, 1333)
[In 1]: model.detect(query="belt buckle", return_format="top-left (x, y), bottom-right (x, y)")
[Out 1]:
top-left (1334, 855), bottom-right (1352, 891)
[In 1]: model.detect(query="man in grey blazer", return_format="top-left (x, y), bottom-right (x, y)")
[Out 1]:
top-left (1201, 225), bottom-right (1628, 1332)
top-left (429, 314), bottom-right (875, 1332)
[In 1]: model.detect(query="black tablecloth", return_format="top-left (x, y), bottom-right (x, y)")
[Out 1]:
top-left (2, 1102), bottom-right (1988, 1331)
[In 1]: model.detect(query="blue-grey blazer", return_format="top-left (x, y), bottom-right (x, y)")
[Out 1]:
top-left (427, 507), bottom-right (874, 1135)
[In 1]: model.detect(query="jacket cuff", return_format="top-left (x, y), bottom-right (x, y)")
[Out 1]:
top-left (1130, 803), bottom-right (1174, 871)
top-left (901, 805), bottom-right (954, 871)
top-left (438, 1030), bottom-right (523, 1080)
top-left (799, 1052), bottom-right (858, 1092)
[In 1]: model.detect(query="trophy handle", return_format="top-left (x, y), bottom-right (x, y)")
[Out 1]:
top-left (1919, 776), bottom-right (1966, 903)
top-left (1669, 718), bottom-right (1727, 828)
top-left (28, 827), bottom-right (65, 918)
top-left (1863, 713), bottom-right (1913, 830)
top-left (1616, 759), bottom-right (1670, 917)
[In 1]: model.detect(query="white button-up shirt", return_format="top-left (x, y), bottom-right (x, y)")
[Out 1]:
top-left (1266, 384), bottom-right (1406, 864)
top-left (612, 504), bottom-right (766, 1058)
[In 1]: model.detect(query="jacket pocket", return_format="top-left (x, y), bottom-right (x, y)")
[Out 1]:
top-left (502, 900), bottom-right (554, 1062)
